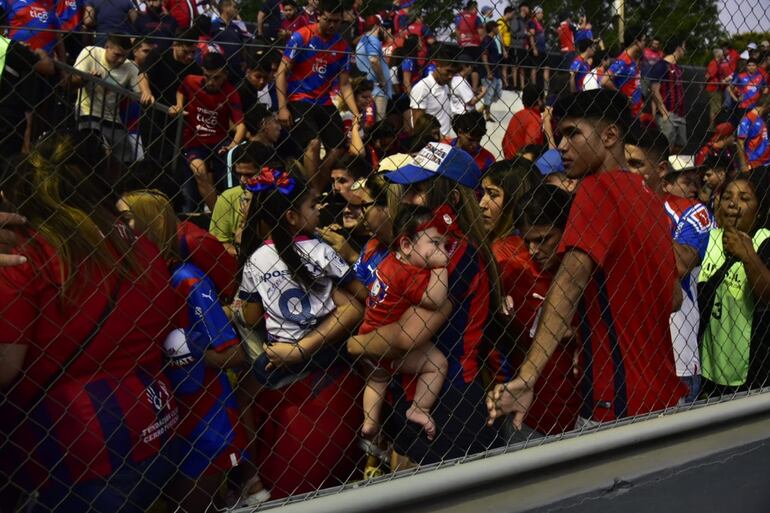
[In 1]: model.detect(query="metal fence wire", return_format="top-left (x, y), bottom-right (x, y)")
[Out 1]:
top-left (0, 0), bottom-right (769, 510)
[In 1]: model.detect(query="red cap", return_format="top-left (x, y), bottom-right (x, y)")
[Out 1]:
top-left (365, 15), bottom-right (382, 30)
top-left (415, 205), bottom-right (462, 237)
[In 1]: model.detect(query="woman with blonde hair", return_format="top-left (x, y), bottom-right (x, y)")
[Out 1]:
top-left (117, 190), bottom-right (269, 510)
top-left (0, 133), bottom-right (182, 512)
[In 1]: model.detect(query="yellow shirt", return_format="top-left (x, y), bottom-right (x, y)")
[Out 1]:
top-left (497, 18), bottom-right (511, 47)
top-left (210, 186), bottom-right (246, 246)
top-left (75, 46), bottom-right (141, 123)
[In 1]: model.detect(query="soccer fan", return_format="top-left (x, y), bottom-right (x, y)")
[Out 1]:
top-left (448, 57), bottom-right (484, 116)
top-left (526, 5), bottom-right (548, 88)
top-left (256, 0), bottom-right (281, 40)
top-left (409, 45), bottom-right (456, 138)
top-left (508, 2), bottom-right (530, 91)
top-left (649, 39), bottom-right (688, 153)
top-left (704, 48), bottom-right (728, 126)
top-left (730, 58), bottom-right (768, 114)
top-left (83, 0), bottom-right (136, 45)
top-left (497, 183), bottom-right (582, 436)
top-left (736, 94), bottom-right (770, 172)
top-left (276, 0), bottom-right (359, 190)
top-left (641, 35), bottom-right (663, 88)
top-left (170, 51), bottom-right (246, 212)
top-left (582, 50), bottom-right (611, 91)
top-left (349, 142), bottom-right (507, 463)
top-left (487, 90), bottom-right (686, 429)
top-left (446, 111), bottom-right (495, 172)
top-left (240, 47), bottom-right (280, 113)
top-left (569, 38), bottom-right (594, 92)
top-left (602, 27), bottom-right (646, 117)
top-left (72, 35), bottom-right (154, 163)
top-left (626, 122), bottom-right (714, 402)
top-left (1, 0), bottom-right (61, 56)
top-left (278, 0), bottom-right (309, 40)
top-left (497, 6), bottom-right (514, 90)
top-left (454, 0), bottom-right (484, 91)
top-left (556, 11), bottom-right (575, 60)
top-left (0, 33), bottom-right (54, 167)
top-left (480, 20), bottom-right (503, 121)
top-left (117, 190), bottom-right (266, 512)
top-left (56, 0), bottom-right (84, 61)
top-left (356, 15), bottom-right (393, 121)
top-left (699, 172), bottom-right (770, 396)
top-left (0, 134), bottom-right (182, 512)
top-left (502, 84), bottom-right (544, 159)
top-left (700, 154), bottom-right (733, 211)
top-left (211, 0), bottom-right (252, 81)
top-left (135, 0), bottom-right (178, 50)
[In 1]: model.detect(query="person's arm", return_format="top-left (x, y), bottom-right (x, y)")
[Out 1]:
top-left (569, 70), bottom-right (577, 93)
top-left (403, 70), bottom-right (412, 93)
top-left (83, 5), bottom-right (96, 28)
top-left (257, 10), bottom-right (266, 37)
top-left (0, 213), bottom-right (26, 267)
top-left (266, 287), bottom-right (364, 366)
top-left (137, 72), bottom-right (154, 105)
top-left (275, 58), bottom-right (291, 127)
top-left (650, 82), bottom-right (668, 119)
top-left (338, 72), bottom-right (360, 119)
top-left (487, 249), bottom-right (593, 428)
top-left (600, 72), bottom-right (617, 91)
top-left (303, 137), bottom-right (321, 179)
top-left (736, 137), bottom-right (749, 172)
top-left (419, 268), bottom-right (448, 310)
top-left (167, 90), bottom-right (185, 116)
top-left (230, 122), bottom-right (246, 146)
top-left (128, 7), bottom-right (138, 23)
top-left (724, 227), bottom-right (770, 304)
top-left (542, 105), bottom-right (556, 149)
top-left (344, 277), bottom-right (369, 304)
top-left (32, 48), bottom-right (55, 75)
top-left (481, 45), bottom-right (492, 79)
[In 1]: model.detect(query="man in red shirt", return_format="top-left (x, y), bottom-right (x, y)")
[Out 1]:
top-left (171, 52), bottom-right (246, 213)
top-left (705, 48), bottom-right (726, 126)
top-left (502, 84), bottom-right (544, 159)
top-left (487, 90), bottom-right (686, 428)
top-left (454, 0), bottom-right (484, 91)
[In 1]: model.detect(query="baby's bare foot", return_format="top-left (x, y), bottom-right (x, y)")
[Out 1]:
top-left (406, 404), bottom-right (436, 440)
top-left (361, 419), bottom-right (380, 440)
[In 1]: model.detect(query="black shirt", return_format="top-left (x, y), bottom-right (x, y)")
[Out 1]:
top-left (0, 41), bottom-right (39, 122)
top-left (141, 47), bottom-right (202, 108)
top-left (134, 11), bottom-right (179, 50)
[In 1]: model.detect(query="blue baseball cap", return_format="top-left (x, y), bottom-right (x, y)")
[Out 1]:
top-left (383, 142), bottom-right (481, 189)
top-left (535, 149), bottom-right (565, 176)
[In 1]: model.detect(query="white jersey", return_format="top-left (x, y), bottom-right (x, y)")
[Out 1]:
top-left (238, 236), bottom-right (351, 342)
top-left (582, 67), bottom-right (602, 91)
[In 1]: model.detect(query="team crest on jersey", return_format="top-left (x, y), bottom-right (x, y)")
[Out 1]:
top-left (367, 270), bottom-right (388, 308)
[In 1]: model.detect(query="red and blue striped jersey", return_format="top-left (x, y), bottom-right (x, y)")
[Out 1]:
top-left (733, 71), bottom-right (766, 110)
top-left (0, 0), bottom-right (59, 54)
top-left (607, 51), bottom-right (642, 117)
top-left (55, 0), bottom-right (80, 31)
top-left (0, 231), bottom-right (183, 488)
top-left (283, 24), bottom-right (350, 106)
top-left (738, 110), bottom-right (770, 169)
top-left (569, 54), bottom-right (590, 92)
top-left (649, 59), bottom-right (685, 116)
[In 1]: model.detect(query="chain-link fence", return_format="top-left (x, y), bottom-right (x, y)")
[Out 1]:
top-left (0, 0), bottom-right (769, 511)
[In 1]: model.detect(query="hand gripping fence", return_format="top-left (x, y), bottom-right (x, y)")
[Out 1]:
top-left (0, 1), bottom-right (769, 511)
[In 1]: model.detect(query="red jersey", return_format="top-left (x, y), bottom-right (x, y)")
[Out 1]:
top-left (557, 21), bottom-right (574, 52)
top-left (280, 12), bottom-right (308, 33)
top-left (179, 75), bottom-right (243, 148)
top-left (359, 253), bottom-right (431, 335)
top-left (454, 10), bottom-right (482, 47)
top-left (0, 229), bottom-right (183, 488)
top-left (558, 171), bottom-right (686, 421)
top-left (493, 235), bottom-right (581, 433)
top-left (502, 106), bottom-right (544, 159)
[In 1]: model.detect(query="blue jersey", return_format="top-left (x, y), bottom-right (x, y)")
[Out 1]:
top-left (354, 239), bottom-right (389, 286)
top-left (664, 195), bottom-right (713, 298)
top-left (737, 110), bottom-right (770, 169)
top-left (164, 262), bottom-right (246, 478)
top-left (569, 55), bottom-right (591, 91)
top-left (283, 24), bottom-right (350, 105)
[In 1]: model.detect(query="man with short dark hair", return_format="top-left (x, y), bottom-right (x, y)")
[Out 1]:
top-left (509, 2), bottom-right (530, 90)
top-left (135, 0), bottom-right (178, 50)
top-left (410, 45), bottom-right (456, 138)
top-left (211, 0), bottom-right (252, 81)
top-left (276, 0), bottom-right (358, 190)
top-left (73, 34), bottom-right (154, 163)
top-left (649, 39), bottom-right (688, 153)
top-left (736, 94), bottom-right (770, 171)
top-left (171, 51), bottom-right (245, 212)
top-left (488, 90), bottom-right (686, 428)
top-left (448, 111), bottom-right (495, 172)
top-left (502, 84), bottom-right (543, 158)
top-left (569, 38), bottom-right (594, 92)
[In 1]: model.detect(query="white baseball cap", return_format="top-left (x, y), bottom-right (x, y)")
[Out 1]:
top-left (747, 42), bottom-right (758, 50)
top-left (668, 155), bottom-right (698, 174)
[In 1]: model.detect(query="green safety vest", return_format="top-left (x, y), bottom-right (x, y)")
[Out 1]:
top-left (0, 35), bottom-right (9, 83)
top-left (699, 228), bottom-right (770, 386)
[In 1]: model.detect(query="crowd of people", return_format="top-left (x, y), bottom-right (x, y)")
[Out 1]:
top-left (1, 0), bottom-right (770, 511)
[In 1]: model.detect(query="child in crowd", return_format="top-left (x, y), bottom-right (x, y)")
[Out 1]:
top-left (357, 205), bottom-right (455, 441)
top-left (236, 167), bottom-right (365, 389)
